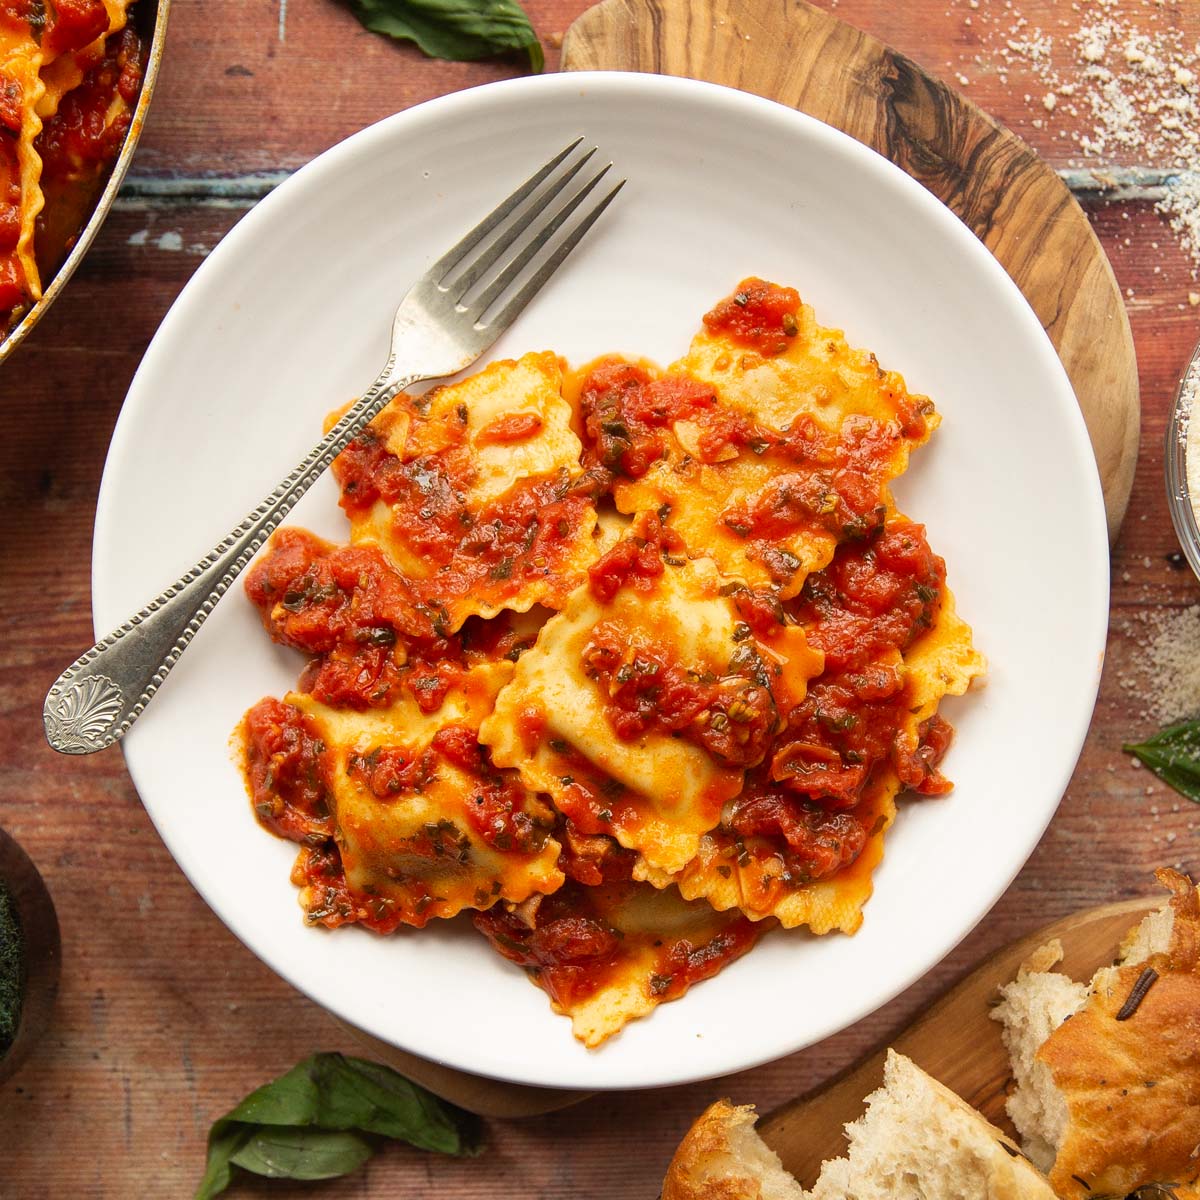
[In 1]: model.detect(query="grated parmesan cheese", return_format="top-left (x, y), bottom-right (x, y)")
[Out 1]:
top-left (950, 0), bottom-right (1200, 276)
top-left (1118, 605), bottom-right (1200, 724)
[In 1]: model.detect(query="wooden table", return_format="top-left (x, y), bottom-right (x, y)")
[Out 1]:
top-left (3, 1), bottom-right (1198, 1195)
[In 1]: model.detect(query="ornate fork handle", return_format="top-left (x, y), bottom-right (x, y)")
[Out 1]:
top-left (43, 364), bottom-right (429, 755)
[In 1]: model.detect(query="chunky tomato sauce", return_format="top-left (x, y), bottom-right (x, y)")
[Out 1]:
top-left (702, 277), bottom-right (802, 357)
top-left (335, 426), bottom-right (594, 610)
top-left (587, 510), bottom-right (683, 602)
top-left (243, 697), bottom-right (333, 845)
top-left (728, 784), bottom-right (869, 884)
top-left (772, 518), bottom-right (947, 802)
top-left (580, 358), bottom-right (730, 478)
top-left (2, 15), bottom-right (146, 328)
top-left (38, 27), bottom-right (144, 184)
top-left (581, 622), bottom-right (778, 768)
top-left (719, 519), bottom-right (952, 883)
top-left (473, 880), bottom-right (759, 1011)
top-left (42, 0), bottom-right (111, 59)
top-left (245, 527), bottom-right (539, 713)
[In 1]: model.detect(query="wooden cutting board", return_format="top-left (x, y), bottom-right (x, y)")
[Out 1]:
top-left (756, 897), bottom-right (1158, 1185)
top-left (346, 2), bottom-right (1142, 1117)
top-left (562, 0), bottom-right (1140, 543)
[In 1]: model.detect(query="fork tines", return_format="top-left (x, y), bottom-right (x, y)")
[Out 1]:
top-left (432, 140), bottom-right (625, 331)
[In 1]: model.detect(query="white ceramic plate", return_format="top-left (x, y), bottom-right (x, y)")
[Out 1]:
top-left (95, 73), bottom-right (1109, 1091)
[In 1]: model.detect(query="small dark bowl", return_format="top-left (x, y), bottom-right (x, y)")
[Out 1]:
top-left (0, 827), bottom-right (62, 1085)
top-left (0, 0), bottom-right (171, 366)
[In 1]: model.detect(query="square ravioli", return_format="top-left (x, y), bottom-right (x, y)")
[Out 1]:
top-left (634, 514), bottom-right (985, 929)
top-left (332, 351), bottom-right (603, 631)
top-left (579, 279), bottom-right (938, 597)
top-left (236, 280), bottom-right (982, 1048)
top-left (474, 876), bottom-right (765, 1048)
top-left (479, 513), bottom-right (824, 875)
top-left (242, 660), bottom-right (563, 930)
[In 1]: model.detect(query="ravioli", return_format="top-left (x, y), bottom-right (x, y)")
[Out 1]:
top-left (584, 280), bottom-right (938, 597)
top-left (332, 352), bottom-right (602, 631)
top-left (239, 282), bottom-right (983, 1048)
top-left (0, 14), bottom-right (46, 309)
top-left (474, 876), bottom-right (765, 1047)
top-left (1, 0), bottom-right (140, 327)
top-left (243, 662), bottom-right (563, 930)
top-left (480, 514), bottom-right (823, 874)
top-left (634, 515), bottom-right (984, 929)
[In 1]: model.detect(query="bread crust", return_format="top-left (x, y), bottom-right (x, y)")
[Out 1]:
top-left (662, 1099), bottom-right (804, 1200)
top-left (1039, 868), bottom-right (1200, 1198)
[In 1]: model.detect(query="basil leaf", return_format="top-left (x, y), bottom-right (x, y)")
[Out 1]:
top-left (195, 1053), bottom-right (483, 1198)
top-left (194, 1125), bottom-right (254, 1200)
top-left (343, 0), bottom-right (543, 71)
top-left (230, 1127), bottom-right (376, 1179)
top-left (1124, 719), bottom-right (1200, 804)
top-left (307, 1054), bottom-right (483, 1154)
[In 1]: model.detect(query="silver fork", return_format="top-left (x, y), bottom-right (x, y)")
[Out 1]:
top-left (43, 140), bottom-right (624, 755)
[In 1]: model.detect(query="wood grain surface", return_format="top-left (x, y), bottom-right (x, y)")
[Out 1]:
top-left (562, 0), bottom-right (1140, 541)
top-left (2, 1), bottom-right (1199, 1197)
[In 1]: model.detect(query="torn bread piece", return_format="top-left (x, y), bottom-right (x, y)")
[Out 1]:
top-left (993, 869), bottom-right (1200, 1198)
top-left (662, 1051), bottom-right (1057, 1200)
top-left (662, 1099), bottom-right (806, 1200)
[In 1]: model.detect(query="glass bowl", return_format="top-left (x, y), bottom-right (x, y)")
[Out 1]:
top-left (1166, 338), bottom-right (1200, 579)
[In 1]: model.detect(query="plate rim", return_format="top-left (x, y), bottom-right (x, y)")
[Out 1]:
top-left (94, 69), bottom-right (1110, 1091)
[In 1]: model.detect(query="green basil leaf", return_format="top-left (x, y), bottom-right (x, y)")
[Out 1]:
top-left (195, 1053), bottom-right (484, 1198)
top-left (230, 1127), bottom-right (376, 1180)
top-left (343, 0), bottom-right (543, 71)
top-left (308, 1054), bottom-right (484, 1155)
top-left (194, 1124), bottom-right (255, 1200)
top-left (1124, 719), bottom-right (1200, 804)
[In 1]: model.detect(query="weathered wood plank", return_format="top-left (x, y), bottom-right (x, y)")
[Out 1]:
top-left (3, 0), bottom-right (1200, 1194)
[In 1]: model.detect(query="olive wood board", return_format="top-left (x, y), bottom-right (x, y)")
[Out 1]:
top-left (324, 0), bottom-right (1142, 1121)
top-left (562, 0), bottom-right (1140, 543)
top-left (340, 0), bottom-right (1140, 1118)
top-left (756, 896), bottom-right (1158, 1185)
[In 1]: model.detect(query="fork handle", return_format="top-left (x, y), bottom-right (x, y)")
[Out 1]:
top-left (43, 364), bottom-right (429, 755)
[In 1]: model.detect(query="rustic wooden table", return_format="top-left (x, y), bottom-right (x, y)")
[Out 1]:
top-left (3, 0), bottom-right (1198, 1195)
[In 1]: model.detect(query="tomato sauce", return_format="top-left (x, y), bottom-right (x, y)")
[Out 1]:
top-left (556, 819), bottom-right (636, 887)
top-left (728, 783), bottom-right (869, 883)
top-left (537, 738), bottom-right (633, 838)
top-left (473, 880), bottom-right (760, 1011)
top-left (586, 510), bottom-right (683, 602)
top-left (581, 621), bottom-right (778, 768)
top-left (703, 277), bottom-right (803, 357)
top-left (719, 416), bottom-right (905, 573)
top-left (291, 842), bottom-right (411, 934)
top-left (474, 411), bottom-right (544, 447)
top-left (39, 27), bottom-right (143, 182)
top-left (579, 357), bottom-right (779, 480)
top-left (335, 424), bottom-right (595, 613)
top-left (3, 21), bottom-right (147, 329)
top-left (242, 697), bottom-right (333, 846)
top-left (724, 519), bottom-right (953, 880)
